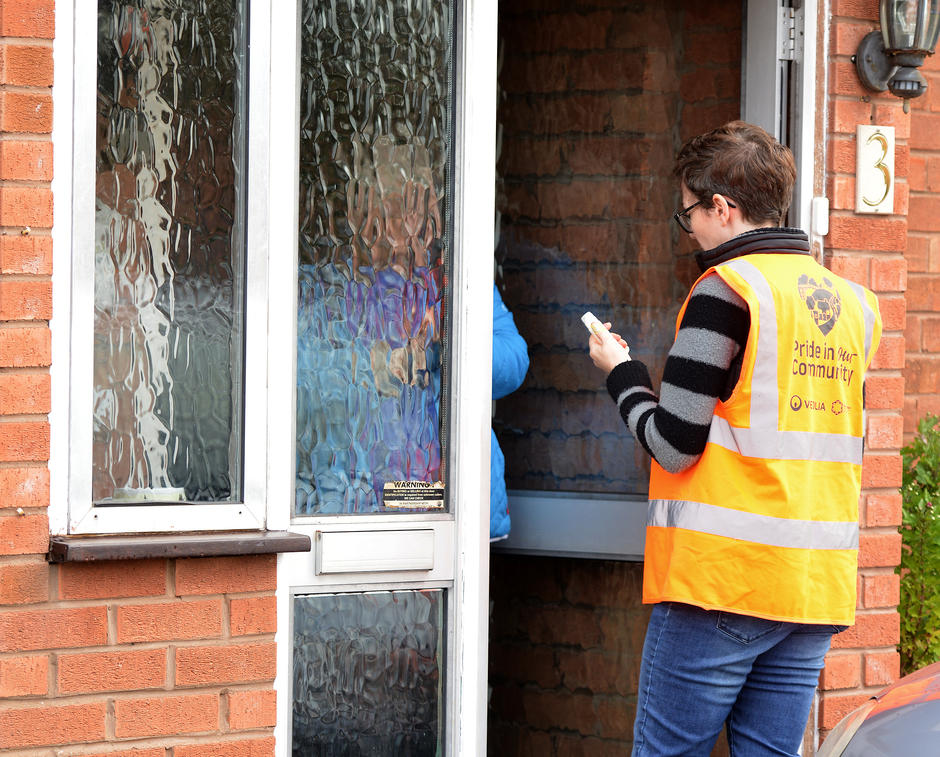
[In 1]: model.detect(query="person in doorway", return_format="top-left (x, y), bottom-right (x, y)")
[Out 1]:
top-left (587, 121), bottom-right (882, 756)
top-left (491, 283), bottom-right (529, 541)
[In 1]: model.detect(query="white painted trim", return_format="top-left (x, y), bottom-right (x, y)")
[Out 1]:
top-left (69, 503), bottom-right (263, 534)
top-left (65, 4), bottom-right (97, 531)
top-left (270, 2), bottom-right (305, 754)
top-left (264, 0), bottom-right (301, 537)
top-left (451, 0), bottom-right (497, 753)
top-left (796, 0), bottom-right (822, 244)
top-left (49, 0), bottom-right (76, 535)
top-left (273, 554), bottom-right (292, 756)
top-left (243, 0), bottom-right (273, 514)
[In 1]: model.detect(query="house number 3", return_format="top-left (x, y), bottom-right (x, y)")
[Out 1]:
top-left (855, 125), bottom-right (895, 215)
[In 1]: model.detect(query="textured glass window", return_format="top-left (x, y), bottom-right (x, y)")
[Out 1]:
top-left (292, 589), bottom-right (446, 755)
top-left (93, 1), bottom-right (247, 503)
top-left (295, 0), bottom-right (454, 515)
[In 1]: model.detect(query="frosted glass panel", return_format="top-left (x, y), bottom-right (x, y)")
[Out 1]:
top-left (93, 1), bottom-right (247, 503)
top-left (295, 0), bottom-right (454, 515)
top-left (292, 590), bottom-right (445, 755)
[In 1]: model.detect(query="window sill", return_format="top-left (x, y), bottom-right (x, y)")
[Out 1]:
top-left (491, 490), bottom-right (647, 561)
top-left (47, 530), bottom-right (311, 563)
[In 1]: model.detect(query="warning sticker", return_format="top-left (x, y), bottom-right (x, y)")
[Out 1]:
top-left (382, 481), bottom-right (445, 510)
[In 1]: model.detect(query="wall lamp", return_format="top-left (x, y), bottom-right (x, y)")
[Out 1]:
top-left (855, 0), bottom-right (940, 112)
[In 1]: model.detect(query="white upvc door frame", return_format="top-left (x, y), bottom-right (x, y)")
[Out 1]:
top-left (271, 0), bottom-right (497, 754)
top-left (743, 0), bottom-right (825, 252)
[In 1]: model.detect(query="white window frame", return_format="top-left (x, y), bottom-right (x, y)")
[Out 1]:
top-left (51, 2), bottom-right (278, 535)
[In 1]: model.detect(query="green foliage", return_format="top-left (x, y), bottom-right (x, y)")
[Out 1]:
top-left (899, 414), bottom-right (940, 676)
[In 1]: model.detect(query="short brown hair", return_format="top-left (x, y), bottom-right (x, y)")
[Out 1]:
top-left (673, 121), bottom-right (796, 226)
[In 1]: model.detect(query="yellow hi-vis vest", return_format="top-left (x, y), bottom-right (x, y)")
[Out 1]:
top-left (645, 253), bottom-right (882, 625)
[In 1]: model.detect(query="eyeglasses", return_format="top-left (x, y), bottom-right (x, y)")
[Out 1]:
top-left (673, 197), bottom-right (737, 234)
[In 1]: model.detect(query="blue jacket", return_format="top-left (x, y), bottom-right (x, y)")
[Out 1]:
top-left (491, 284), bottom-right (529, 540)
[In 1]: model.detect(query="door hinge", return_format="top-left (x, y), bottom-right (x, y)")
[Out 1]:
top-left (778, 5), bottom-right (802, 62)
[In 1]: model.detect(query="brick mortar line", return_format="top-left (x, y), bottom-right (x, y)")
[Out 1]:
top-left (846, 607), bottom-right (899, 618)
top-left (0, 367), bottom-right (49, 377)
top-left (821, 682), bottom-right (894, 697)
top-left (0, 635), bottom-right (277, 651)
top-left (166, 557), bottom-right (175, 598)
top-left (0, 321), bottom-right (51, 330)
top-left (0, 744), bottom-right (64, 757)
top-left (8, 734), bottom-right (274, 757)
top-left (0, 506), bottom-right (46, 515)
top-left (0, 554), bottom-right (48, 565)
top-left (0, 596), bottom-right (230, 611)
top-left (0, 132), bottom-right (52, 141)
top-left (3, 678), bottom-right (277, 700)
top-left (0, 81), bottom-right (52, 90)
top-left (0, 180), bottom-right (52, 188)
top-left (0, 37), bottom-right (54, 47)
top-left (66, 596), bottom-right (229, 610)
top-left (221, 594), bottom-right (231, 640)
top-left (0, 140), bottom-right (53, 144)
top-left (0, 639), bottom-right (249, 657)
top-left (0, 229), bottom-right (52, 237)
top-left (858, 566), bottom-right (900, 576)
top-left (0, 686), bottom-right (269, 708)
top-left (0, 276), bottom-right (52, 284)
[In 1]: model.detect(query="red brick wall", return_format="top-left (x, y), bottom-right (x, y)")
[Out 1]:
top-left (489, 556), bottom-right (650, 755)
top-left (0, 3), bottom-right (280, 754)
top-left (1, 556), bottom-right (278, 753)
top-left (819, 1), bottom-right (906, 739)
top-left (906, 32), bottom-right (940, 426)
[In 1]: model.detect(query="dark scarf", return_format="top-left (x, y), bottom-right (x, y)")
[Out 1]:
top-left (695, 227), bottom-right (811, 273)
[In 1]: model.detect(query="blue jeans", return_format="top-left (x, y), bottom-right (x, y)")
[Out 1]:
top-left (632, 602), bottom-right (843, 757)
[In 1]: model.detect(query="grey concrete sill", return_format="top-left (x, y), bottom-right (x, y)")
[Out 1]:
top-left (47, 530), bottom-right (311, 563)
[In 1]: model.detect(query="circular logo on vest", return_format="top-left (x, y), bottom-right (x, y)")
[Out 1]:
top-left (790, 394), bottom-right (802, 411)
top-left (797, 273), bottom-right (842, 336)
top-left (831, 400), bottom-right (844, 415)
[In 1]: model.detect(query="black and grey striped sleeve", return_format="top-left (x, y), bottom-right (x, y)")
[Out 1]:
top-left (605, 273), bottom-right (749, 473)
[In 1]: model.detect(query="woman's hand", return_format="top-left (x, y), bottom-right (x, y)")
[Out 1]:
top-left (588, 322), bottom-right (630, 374)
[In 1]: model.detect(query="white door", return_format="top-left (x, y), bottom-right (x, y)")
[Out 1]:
top-left (268, 2), bottom-right (497, 754)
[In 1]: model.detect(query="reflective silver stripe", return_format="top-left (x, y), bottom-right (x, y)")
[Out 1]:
top-left (844, 280), bottom-right (877, 364)
top-left (708, 415), bottom-right (863, 464)
top-left (648, 499), bottom-right (860, 550)
top-left (723, 259), bottom-right (779, 430)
